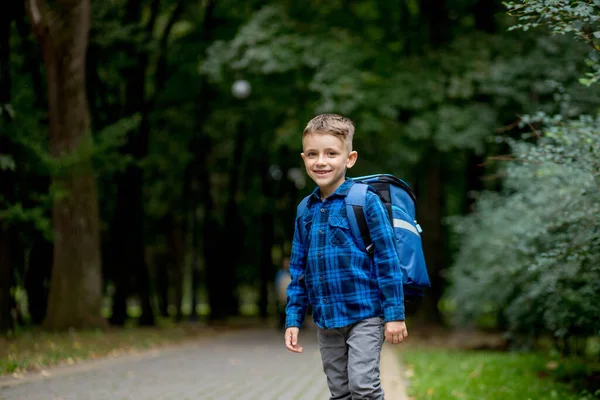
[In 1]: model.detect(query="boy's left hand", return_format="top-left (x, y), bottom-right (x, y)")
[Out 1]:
top-left (384, 321), bottom-right (408, 344)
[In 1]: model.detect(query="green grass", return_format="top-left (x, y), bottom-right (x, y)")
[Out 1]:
top-left (399, 347), bottom-right (598, 400)
top-left (0, 323), bottom-right (216, 376)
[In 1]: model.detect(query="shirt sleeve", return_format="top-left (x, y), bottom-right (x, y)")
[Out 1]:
top-left (365, 190), bottom-right (405, 322)
top-left (285, 213), bottom-right (309, 328)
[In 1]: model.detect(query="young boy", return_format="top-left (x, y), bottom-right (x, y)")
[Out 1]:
top-left (284, 114), bottom-right (408, 399)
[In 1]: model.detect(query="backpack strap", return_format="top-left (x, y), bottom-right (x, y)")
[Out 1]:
top-left (345, 183), bottom-right (374, 255)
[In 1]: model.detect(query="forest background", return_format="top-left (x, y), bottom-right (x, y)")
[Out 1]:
top-left (1, 1), bottom-right (599, 392)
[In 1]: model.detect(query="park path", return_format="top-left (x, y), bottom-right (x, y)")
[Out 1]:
top-left (0, 327), bottom-right (407, 400)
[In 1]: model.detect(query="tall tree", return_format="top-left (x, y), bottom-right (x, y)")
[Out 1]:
top-left (26, 0), bottom-right (104, 330)
top-left (107, 0), bottom-right (186, 326)
top-left (0, 5), bottom-right (15, 333)
top-left (107, 0), bottom-right (159, 326)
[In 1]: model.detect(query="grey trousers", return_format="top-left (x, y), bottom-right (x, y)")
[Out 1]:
top-left (317, 317), bottom-right (385, 400)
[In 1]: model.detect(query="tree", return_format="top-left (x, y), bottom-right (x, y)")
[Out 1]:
top-left (0, 4), bottom-right (15, 333)
top-left (26, 0), bottom-right (104, 330)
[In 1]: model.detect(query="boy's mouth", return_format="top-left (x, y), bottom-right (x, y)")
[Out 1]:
top-left (314, 170), bottom-right (331, 176)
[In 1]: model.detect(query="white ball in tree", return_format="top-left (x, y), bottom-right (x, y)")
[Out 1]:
top-left (231, 80), bottom-right (251, 99)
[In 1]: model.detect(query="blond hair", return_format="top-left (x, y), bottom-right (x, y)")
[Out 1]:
top-left (303, 114), bottom-right (355, 151)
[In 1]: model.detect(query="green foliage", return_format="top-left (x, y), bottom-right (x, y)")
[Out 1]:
top-left (142, 111), bottom-right (193, 220)
top-left (93, 114), bottom-right (139, 176)
top-left (0, 154), bottom-right (15, 171)
top-left (0, 202), bottom-right (52, 240)
top-left (505, 0), bottom-right (600, 40)
top-left (448, 119), bottom-right (600, 341)
top-left (202, 4), bottom-right (594, 176)
top-left (448, 0), bottom-right (600, 349)
top-left (505, 0), bottom-right (600, 85)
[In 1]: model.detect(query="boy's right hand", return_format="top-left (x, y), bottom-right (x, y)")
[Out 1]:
top-left (285, 327), bottom-right (303, 353)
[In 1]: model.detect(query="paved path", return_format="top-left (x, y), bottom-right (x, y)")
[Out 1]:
top-left (0, 328), bottom-right (406, 400)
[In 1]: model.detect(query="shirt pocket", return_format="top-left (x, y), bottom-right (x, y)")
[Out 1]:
top-left (328, 215), bottom-right (352, 247)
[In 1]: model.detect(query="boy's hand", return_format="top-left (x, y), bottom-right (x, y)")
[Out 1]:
top-left (285, 327), bottom-right (303, 353)
top-left (384, 321), bottom-right (408, 344)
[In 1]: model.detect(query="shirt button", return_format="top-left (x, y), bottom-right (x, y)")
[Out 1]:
top-left (318, 230), bottom-right (323, 235)
top-left (320, 208), bottom-right (325, 213)
top-left (317, 252), bottom-right (321, 258)
top-left (320, 275), bottom-right (324, 281)
top-left (323, 298), bottom-right (327, 303)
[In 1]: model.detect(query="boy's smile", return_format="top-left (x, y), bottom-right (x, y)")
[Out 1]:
top-left (301, 132), bottom-right (357, 199)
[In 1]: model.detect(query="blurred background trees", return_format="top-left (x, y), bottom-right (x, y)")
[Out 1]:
top-left (0, 0), bottom-right (598, 358)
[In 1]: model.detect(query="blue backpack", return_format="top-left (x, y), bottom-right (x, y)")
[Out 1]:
top-left (296, 174), bottom-right (431, 298)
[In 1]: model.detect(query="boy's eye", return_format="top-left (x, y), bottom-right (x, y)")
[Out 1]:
top-left (307, 152), bottom-right (317, 157)
top-left (327, 152), bottom-right (338, 157)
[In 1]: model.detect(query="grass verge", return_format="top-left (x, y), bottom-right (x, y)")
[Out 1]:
top-left (399, 346), bottom-right (598, 400)
top-left (0, 323), bottom-right (217, 376)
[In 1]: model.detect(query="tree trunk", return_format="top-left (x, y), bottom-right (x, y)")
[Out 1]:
top-left (0, 230), bottom-right (13, 333)
top-left (415, 151), bottom-right (445, 325)
top-left (24, 238), bottom-right (53, 324)
top-left (27, 0), bottom-right (104, 330)
top-left (188, 209), bottom-right (199, 320)
top-left (155, 255), bottom-right (170, 317)
top-left (424, 0), bottom-right (449, 47)
top-left (474, 0), bottom-right (498, 33)
top-left (209, 118), bottom-right (250, 319)
top-left (408, 0), bottom-right (451, 326)
top-left (0, 0), bottom-right (14, 335)
top-left (166, 212), bottom-right (185, 322)
top-left (257, 160), bottom-right (276, 320)
top-left (203, 127), bottom-right (240, 320)
top-left (258, 209), bottom-right (274, 320)
top-left (201, 143), bottom-right (226, 320)
top-left (109, 0), bottom-right (161, 327)
top-left (192, 0), bottom-right (242, 322)
top-left (110, 160), bottom-right (155, 326)
top-left (199, 125), bottom-right (238, 321)
top-left (185, 0), bottom-right (217, 322)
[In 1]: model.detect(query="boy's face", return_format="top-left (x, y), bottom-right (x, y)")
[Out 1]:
top-left (301, 132), bottom-right (357, 199)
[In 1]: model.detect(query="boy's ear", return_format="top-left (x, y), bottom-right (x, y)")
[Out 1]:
top-left (346, 151), bottom-right (358, 169)
top-left (300, 152), bottom-right (306, 161)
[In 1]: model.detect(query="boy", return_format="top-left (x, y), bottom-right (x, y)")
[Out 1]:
top-left (284, 114), bottom-right (408, 399)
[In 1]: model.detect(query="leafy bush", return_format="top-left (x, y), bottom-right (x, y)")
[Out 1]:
top-left (448, 116), bottom-right (600, 348)
top-left (448, 1), bottom-right (600, 351)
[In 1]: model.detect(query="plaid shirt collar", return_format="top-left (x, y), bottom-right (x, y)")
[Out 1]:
top-left (307, 178), bottom-right (354, 206)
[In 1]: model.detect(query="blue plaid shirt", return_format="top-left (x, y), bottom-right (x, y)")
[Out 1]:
top-left (285, 179), bottom-right (405, 329)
